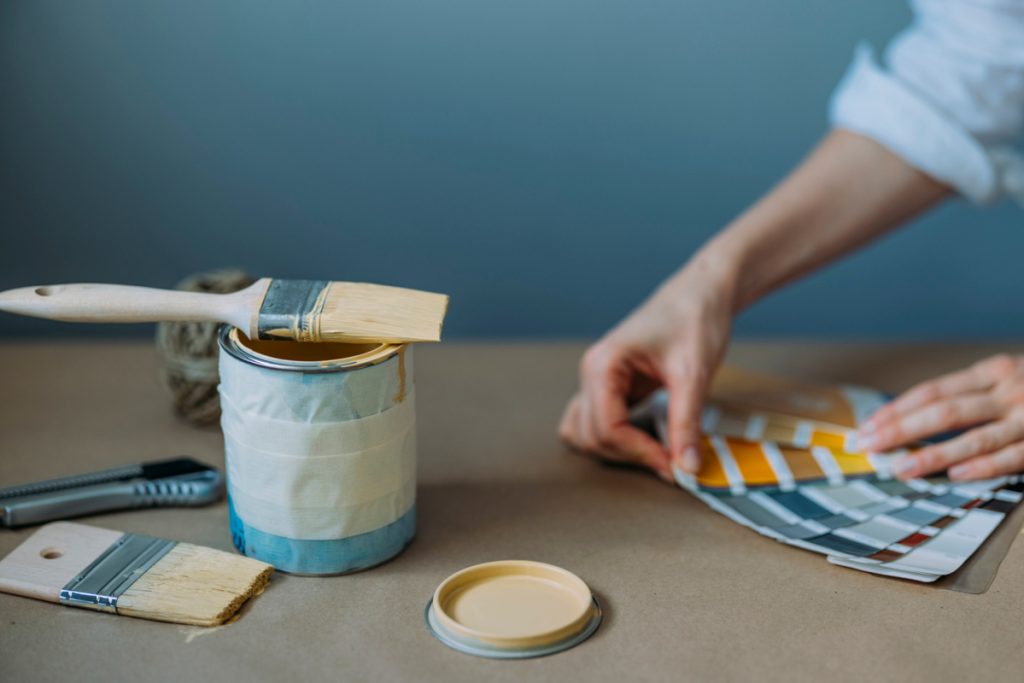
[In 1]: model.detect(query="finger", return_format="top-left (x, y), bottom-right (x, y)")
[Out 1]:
top-left (891, 418), bottom-right (1024, 479)
top-left (575, 391), bottom-right (602, 455)
top-left (558, 395), bottom-right (583, 449)
top-left (563, 392), bottom-right (605, 458)
top-left (587, 378), bottom-right (673, 481)
top-left (665, 356), bottom-right (708, 475)
top-left (859, 393), bottom-right (1002, 452)
top-left (948, 442), bottom-right (1024, 480)
top-left (602, 425), bottom-right (675, 482)
top-left (864, 362), bottom-right (998, 431)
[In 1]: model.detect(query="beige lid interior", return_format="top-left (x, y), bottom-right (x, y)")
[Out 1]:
top-left (431, 560), bottom-right (595, 650)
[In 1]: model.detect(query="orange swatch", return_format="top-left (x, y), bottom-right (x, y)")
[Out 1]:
top-left (729, 440), bottom-right (778, 487)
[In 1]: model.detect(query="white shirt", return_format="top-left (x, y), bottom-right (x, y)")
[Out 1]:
top-left (830, 0), bottom-right (1024, 203)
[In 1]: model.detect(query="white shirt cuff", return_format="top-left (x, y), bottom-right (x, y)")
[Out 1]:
top-left (829, 44), bottom-right (999, 204)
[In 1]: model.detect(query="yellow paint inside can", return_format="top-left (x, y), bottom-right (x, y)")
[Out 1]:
top-left (230, 328), bottom-right (402, 369)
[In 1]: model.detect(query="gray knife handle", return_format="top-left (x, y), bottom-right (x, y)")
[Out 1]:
top-left (0, 473), bottom-right (224, 527)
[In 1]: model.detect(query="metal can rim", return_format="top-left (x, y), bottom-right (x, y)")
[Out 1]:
top-left (217, 325), bottom-right (403, 374)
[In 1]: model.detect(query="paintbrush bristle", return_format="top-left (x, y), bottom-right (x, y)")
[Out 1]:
top-left (316, 282), bottom-right (449, 343)
top-left (116, 543), bottom-right (273, 627)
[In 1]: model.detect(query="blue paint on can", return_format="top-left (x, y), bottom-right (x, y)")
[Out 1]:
top-left (229, 497), bottom-right (416, 575)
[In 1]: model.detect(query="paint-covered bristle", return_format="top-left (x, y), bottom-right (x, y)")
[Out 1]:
top-left (116, 543), bottom-right (273, 627)
top-left (316, 282), bottom-right (448, 343)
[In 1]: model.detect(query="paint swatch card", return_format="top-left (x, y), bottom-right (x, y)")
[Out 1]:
top-left (679, 471), bottom-right (1022, 582)
top-left (641, 368), bottom-right (1023, 583)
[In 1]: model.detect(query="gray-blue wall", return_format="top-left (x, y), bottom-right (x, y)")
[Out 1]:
top-left (2, 1), bottom-right (1021, 340)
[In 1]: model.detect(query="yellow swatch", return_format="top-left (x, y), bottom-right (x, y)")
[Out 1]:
top-left (809, 430), bottom-right (847, 451)
top-left (831, 450), bottom-right (875, 476)
top-left (695, 438), bottom-right (731, 489)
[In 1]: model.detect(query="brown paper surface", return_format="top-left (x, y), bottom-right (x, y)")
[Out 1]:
top-left (1, 341), bottom-right (1023, 683)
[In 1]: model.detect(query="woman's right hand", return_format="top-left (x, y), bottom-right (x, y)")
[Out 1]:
top-left (558, 257), bottom-right (736, 481)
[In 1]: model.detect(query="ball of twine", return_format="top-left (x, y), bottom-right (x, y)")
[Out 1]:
top-left (156, 269), bottom-right (256, 426)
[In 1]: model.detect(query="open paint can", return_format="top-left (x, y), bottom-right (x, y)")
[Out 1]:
top-left (425, 560), bottom-right (603, 658)
top-left (218, 327), bottom-right (416, 575)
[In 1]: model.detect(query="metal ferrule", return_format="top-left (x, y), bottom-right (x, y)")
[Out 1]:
top-left (256, 279), bottom-right (330, 342)
top-left (60, 533), bottom-right (176, 612)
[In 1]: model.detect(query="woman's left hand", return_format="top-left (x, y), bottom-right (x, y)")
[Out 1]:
top-left (856, 354), bottom-right (1024, 480)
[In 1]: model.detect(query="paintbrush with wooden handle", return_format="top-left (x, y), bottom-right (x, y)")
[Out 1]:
top-left (0, 279), bottom-right (449, 343)
top-left (0, 522), bottom-right (272, 626)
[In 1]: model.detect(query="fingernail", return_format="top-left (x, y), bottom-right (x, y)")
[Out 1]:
top-left (949, 463), bottom-right (972, 480)
top-left (657, 468), bottom-right (675, 484)
top-left (892, 456), bottom-right (915, 478)
top-left (682, 447), bottom-right (700, 474)
top-left (857, 435), bottom-right (877, 451)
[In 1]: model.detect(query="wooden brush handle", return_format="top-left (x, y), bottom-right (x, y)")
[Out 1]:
top-left (0, 522), bottom-right (124, 603)
top-left (0, 280), bottom-right (269, 332)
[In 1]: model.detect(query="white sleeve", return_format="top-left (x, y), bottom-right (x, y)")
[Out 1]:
top-left (829, 0), bottom-right (1024, 203)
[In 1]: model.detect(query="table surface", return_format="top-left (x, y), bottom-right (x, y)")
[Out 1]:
top-left (2, 340), bottom-right (1023, 682)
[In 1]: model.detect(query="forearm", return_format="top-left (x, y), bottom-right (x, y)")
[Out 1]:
top-left (673, 130), bottom-right (951, 311)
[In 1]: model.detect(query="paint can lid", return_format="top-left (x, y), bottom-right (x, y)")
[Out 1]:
top-left (425, 560), bottom-right (602, 659)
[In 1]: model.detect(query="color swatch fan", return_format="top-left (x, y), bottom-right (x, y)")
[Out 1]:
top-left (644, 369), bottom-right (1024, 583)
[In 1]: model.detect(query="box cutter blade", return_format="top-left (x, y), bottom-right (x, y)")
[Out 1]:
top-left (0, 457), bottom-right (224, 527)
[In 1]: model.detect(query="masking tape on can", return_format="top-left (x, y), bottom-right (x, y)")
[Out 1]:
top-left (221, 389), bottom-right (416, 541)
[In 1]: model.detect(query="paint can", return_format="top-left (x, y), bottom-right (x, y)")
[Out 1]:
top-left (217, 327), bottom-right (416, 575)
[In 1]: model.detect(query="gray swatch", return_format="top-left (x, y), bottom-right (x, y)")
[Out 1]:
top-left (890, 505), bottom-right (944, 526)
top-left (843, 519), bottom-right (910, 546)
top-left (930, 492), bottom-right (972, 509)
top-left (860, 500), bottom-right (907, 517)
top-left (815, 484), bottom-right (876, 509)
top-left (776, 523), bottom-right (825, 540)
top-left (720, 497), bottom-right (787, 528)
top-left (817, 514), bottom-right (858, 529)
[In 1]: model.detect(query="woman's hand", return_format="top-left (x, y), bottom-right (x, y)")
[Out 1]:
top-left (857, 354), bottom-right (1024, 480)
top-left (559, 131), bottom-right (951, 484)
top-left (559, 258), bottom-right (735, 481)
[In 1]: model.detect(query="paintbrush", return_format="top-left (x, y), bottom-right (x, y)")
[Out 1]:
top-left (0, 278), bottom-right (449, 344)
top-left (0, 522), bottom-right (273, 627)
